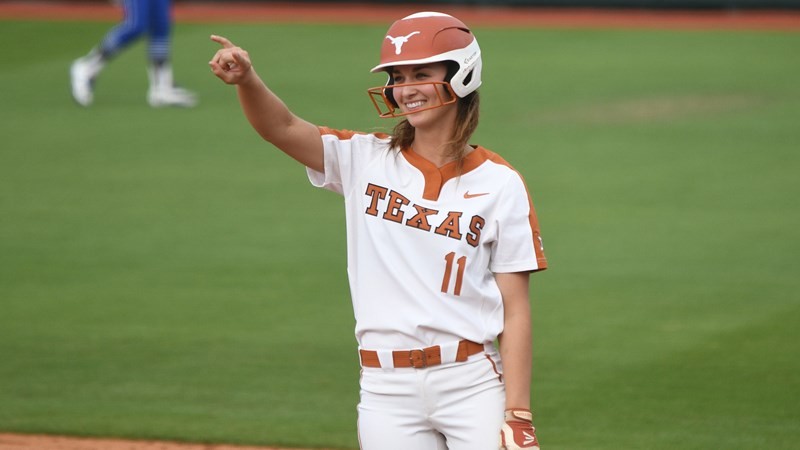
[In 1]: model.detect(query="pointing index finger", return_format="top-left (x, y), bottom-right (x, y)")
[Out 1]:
top-left (210, 34), bottom-right (234, 48)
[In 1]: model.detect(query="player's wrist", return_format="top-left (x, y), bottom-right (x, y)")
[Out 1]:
top-left (237, 68), bottom-right (260, 87)
top-left (504, 408), bottom-right (533, 423)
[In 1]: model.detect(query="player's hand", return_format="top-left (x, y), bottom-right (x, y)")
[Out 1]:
top-left (209, 35), bottom-right (254, 85)
top-left (500, 408), bottom-right (540, 450)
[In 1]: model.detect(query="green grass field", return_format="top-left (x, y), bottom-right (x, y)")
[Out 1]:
top-left (1, 18), bottom-right (799, 450)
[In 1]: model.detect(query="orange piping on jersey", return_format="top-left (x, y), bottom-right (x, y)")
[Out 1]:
top-left (480, 150), bottom-right (548, 271)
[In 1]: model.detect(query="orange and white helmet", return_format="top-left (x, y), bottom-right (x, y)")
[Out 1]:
top-left (368, 12), bottom-right (482, 116)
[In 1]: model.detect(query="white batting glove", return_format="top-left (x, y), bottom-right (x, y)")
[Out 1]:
top-left (500, 408), bottom-right (540, 450)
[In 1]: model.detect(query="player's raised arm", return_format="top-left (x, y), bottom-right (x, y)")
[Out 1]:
top-left (209, 35), bottom-right (324, 173)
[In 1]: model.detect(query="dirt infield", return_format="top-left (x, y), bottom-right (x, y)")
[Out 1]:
top-left (0, 433), bottom-right (337, 450)
top-left (0, 0), bottom-right (798, 30)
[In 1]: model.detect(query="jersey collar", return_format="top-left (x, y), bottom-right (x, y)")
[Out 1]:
top-left (401, 145), bottom-right (489, 201)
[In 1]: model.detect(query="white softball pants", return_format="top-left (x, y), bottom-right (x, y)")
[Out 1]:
top-left (357, 350), bottom-right (505, 450)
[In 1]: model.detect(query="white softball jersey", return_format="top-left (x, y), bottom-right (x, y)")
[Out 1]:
top-left (307, 127), bottom-right (547, 353)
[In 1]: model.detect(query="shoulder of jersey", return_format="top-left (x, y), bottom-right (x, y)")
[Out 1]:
top-left (319, 126), bottom-right (391, 142)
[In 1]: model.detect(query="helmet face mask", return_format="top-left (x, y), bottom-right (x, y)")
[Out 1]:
top-left (368, 81), bottom-right (457, 118)
top-left (367, 12), bottom-right (482, 118)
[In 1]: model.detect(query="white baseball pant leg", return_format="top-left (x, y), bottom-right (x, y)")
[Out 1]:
top-left (357, 351), bottom-right (505, 450)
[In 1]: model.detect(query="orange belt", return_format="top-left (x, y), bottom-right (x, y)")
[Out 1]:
top-left (359, 340), bottom-right (485, 369)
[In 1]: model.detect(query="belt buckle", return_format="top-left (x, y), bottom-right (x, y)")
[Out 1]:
top-left (408, 349), bottom-right (427, 368)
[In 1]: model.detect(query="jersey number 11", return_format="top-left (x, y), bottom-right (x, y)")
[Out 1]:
top-left (441, 252), bottom-right (466, 296)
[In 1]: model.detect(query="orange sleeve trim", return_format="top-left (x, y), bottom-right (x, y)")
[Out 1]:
top-left (318, 126), bottom-right (390, 140)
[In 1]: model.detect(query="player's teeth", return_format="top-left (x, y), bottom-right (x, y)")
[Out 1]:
top-left (406, 101), bottom-right (424, 109)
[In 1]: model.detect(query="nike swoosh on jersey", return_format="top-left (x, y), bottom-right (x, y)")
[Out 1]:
top-left (463, 191), bottom-right (489, 199)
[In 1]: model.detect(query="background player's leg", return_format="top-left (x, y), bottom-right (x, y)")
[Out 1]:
top-left (146, 0), bottom-right (197, 107)
top-left (70, 0), bottom-right (149, 105)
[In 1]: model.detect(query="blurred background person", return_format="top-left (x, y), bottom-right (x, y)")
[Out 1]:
top-left (70, 0), bottom-right (197, 107)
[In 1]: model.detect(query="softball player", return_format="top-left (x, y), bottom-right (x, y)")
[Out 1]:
top-left (70, 0), bottom-right (196, 107)
top-left (210, 12), bottom-right (546, 450)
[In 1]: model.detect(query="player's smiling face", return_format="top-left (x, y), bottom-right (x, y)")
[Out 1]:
top-left (391, 63), bottom-right (456, 127)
